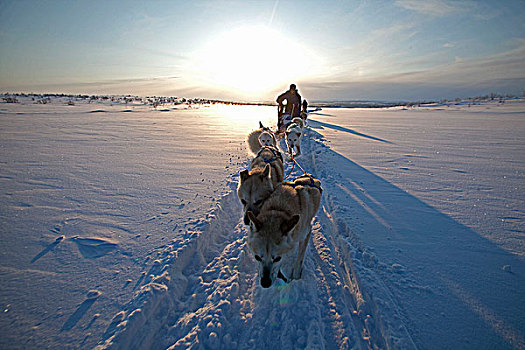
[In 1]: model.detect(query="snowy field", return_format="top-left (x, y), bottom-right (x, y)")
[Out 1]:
top-left (0, 96), bottom-right (523, 349)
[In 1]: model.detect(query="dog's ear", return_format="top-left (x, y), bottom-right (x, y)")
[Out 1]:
top-left (240, 169), bottom-right (249, 182)
top-left (262, 164), bottom-right (271, 178)
top-left (247, 211), bottom-right (262, 231)
top-left (297, 132), bottom-right (301, 138)
top-left (259, 121), bottom-right (264, 129)
top-left (281, 215), bottom-right (300, 235)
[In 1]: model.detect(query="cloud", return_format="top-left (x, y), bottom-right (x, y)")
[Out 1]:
top-left (0, 76), bottom-right (184, 96)
top-left (395, 0), bottom-right (472, 16)
top-left (325, 23), bottom-right (417, 80)
top-left (301, 40), bottom-right (525, 100)
top-left (408, 40), bottom-right (525, 83)
top-left (301, 77), bottom-right (525, 101)
top-left (84, 76), bottom-right (181, 85)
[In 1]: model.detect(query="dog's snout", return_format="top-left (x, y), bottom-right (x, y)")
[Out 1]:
top-left (245, 206), bottom-right (259, 224)
top-left (260, 266), bottom-right (272, 288)
top-left (260, 276), bottom-right (272, 288)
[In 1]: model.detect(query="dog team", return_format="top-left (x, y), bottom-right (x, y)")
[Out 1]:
top-left (236, 84), bottom-right (322, 288)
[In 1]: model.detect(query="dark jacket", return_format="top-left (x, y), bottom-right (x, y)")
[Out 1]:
top-left (276, 89), bottom-right (302, 117)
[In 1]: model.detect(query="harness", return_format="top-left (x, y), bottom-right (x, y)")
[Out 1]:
top-left (284, 174), bottom-right (323, 193)
top-left (278, 270), bottom-right (288, 283)
top-left (283, 154), bottom-right (308, 179)
top-left (256, 146), bottom-right (283, 164)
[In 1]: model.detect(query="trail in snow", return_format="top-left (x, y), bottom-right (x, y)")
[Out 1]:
top-left (99, 109), bottom-right (524, 349)
top-left (98, 124), bottom-right (419, 349)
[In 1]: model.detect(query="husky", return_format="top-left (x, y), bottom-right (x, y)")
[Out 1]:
top-left (246, 175), bottom-right (322, 288)
top-left (285, 117), bottom-right (305, 157)
top-left (237, 146), bottom-right (284, 225)
top-left (247, 121), bottom-right (275, 155)
top-left (258, 131), bottom-right (276, 148)
top-left (277, 113), bottom-right (294, 136)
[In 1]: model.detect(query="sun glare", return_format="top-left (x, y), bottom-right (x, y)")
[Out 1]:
top-left (191, 25), bottom-right (318, 98)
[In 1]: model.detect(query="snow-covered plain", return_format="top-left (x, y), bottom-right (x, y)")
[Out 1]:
top-left (0, 96), bottom-right (523, 349)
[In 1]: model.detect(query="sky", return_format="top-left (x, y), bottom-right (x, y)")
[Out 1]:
top-left (1, 0), bottom-right (524, 102)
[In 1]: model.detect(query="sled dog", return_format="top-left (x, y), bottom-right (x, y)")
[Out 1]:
top-left (247, 121), bottom-right (275, 155)
top-left (285, 117), bottom-right (305, 157)
top-left (237, 146), bottom-right (284, 225)
top-left (258, 131), bottom-right (276, 148)
top-left (246, 175), bottom-right (322, 288)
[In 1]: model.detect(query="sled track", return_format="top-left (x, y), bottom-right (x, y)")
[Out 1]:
top-left (98, 127), bottom-right (416, 349)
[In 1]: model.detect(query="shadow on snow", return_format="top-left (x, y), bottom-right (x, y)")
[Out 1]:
top-left (308, 119), bottom-right (393, 144)
top-left (307, 128), bottom-right (524, 349)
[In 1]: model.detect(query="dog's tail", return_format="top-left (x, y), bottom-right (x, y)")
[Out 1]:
top-left (247, 129), bottom-right (263, 155)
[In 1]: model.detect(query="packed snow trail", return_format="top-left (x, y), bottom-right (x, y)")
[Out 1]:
top-left (98, 126), bottom-right (418, 349)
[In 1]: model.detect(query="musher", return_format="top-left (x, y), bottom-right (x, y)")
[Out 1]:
top-left (276, 83), bottom-right (302, 133)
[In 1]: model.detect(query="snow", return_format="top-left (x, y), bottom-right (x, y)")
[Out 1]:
top-left (0, 96), bottom-right (523, 349)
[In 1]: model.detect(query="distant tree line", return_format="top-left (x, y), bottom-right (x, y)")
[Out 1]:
top-left (2, 91), bottom-right (523, 108)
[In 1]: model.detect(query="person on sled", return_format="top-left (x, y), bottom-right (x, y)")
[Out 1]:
top-left (276, 83), bottom-right (302, 134)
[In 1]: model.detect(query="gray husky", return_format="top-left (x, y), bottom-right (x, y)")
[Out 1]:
top-left (237, 146), bottom-right (284, 225)
top-left (246, 175), bottom-right (322, 288)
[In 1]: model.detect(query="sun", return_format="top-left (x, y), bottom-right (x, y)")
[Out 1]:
top-left (191, 25), bottom-right (318, 98)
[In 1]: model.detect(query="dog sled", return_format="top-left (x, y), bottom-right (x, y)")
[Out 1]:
top-left (276, 101), bottom-right (308, 136)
